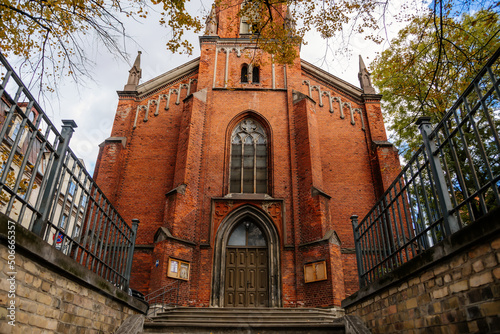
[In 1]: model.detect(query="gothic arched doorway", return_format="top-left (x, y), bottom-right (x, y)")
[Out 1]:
top-left (211, 205), bottom-right (281, 307)
top-left (225, 220), bottom-right (267, 307)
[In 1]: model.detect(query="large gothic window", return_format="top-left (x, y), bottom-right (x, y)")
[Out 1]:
top-left (230, 118), bottom-right (267, 194)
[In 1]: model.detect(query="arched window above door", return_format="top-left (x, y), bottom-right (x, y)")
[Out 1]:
top-left (230, 118), bottom-right (268, 194)
top-left (228, 220), bottom-right (266, 246)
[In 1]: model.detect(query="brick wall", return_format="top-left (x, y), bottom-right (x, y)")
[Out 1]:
top-left (343, 208), bottom-right (500, 333)
top-left (94, 12), bottom-right (402, 306)
top-left (0, 215), bottom-right (147, 334)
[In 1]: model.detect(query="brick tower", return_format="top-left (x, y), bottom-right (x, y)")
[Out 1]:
top-left (94, 0), bottom-right (400, 308)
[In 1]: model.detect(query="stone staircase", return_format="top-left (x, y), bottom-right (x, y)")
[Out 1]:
top-left (136, 307), bottom-right (368, 333)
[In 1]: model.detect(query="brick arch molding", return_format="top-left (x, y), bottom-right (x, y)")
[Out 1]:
top-left (210, 204), bottom-right (282, 307)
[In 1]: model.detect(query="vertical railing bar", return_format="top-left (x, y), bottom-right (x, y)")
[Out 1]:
top-left (5, 115), bottom-right (30, 210)
top-left (460, 98), bottom-right (489, 214)
top-left (80, 187), bottom-right (98, 265)
top-left (101, 208), bottom-right (117, 280)
top-left (116, 217), bottom-right (132, 285)
top-left (48, 153), bottom-right (72, 234)
top-left (119, 219), bottom-right (132, 285)
top-left (476, 73), bottom-right (500, 152)
top-left (95, 200), bottom-right (112, 276)
top-left (73, 176), bottom-right (90, 261)
top-left (395, 179), bottom-right (411, 261)
top-left (119, 219), bottom-right (133, 285)
top-left (109, 214), bottom-right (124, 283)
top-left (379, 200), bottom-right (394, 272)
top-left (471, 83), bottom-right (500, 205)
top-left (115, 216), bottom-right (127, 285)
top-left (441, 115), bottom-right (475, 225)
top-left (0, 110), bottom-right (28, 191)
top-left (401, 177), bottom-right (417, 258)
top-left (421, 149), bottom-right (442, 243)
top-left (361, 217), bottom-right (373, 282)
top-left (124, 219), bottom-right (139, 290)
top-left (414, 152), bottom-right (435, 245)
top-left (388, 189), bottom-right (403, 267)
top-left (351, 216), bottom-right (364, 287)
top-left (407, 162), bottom-right (427, 251)
top-left (16, 112), bottom-right (45, 225)
top-left (90, 196), bottom-right (107, 272)
top-left (64, 157), bottom-right (81, 240)
top-left (372, 213), bottom-right (384, 278)
top-left (66, 162), bottom-right (85, 253)
top-left (0, 69), bottom-right (13, 97)
top-left (369, 215), bottom-right (378, 281)
top-left (85, 190), bottom-right (103, 268)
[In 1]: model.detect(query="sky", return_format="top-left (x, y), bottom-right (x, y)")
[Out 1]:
top-left (16, 0), bottom-right (422, 174)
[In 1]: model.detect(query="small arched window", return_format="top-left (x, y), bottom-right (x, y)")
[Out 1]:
top-left (241, 64), bottom-right (249, 83)
top-left (252, 66), bottom-right (260, 83)
top-left (230, 118), bottom-right (267, 194)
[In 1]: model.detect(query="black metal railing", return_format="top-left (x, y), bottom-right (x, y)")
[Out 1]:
top-left (352, 47), bottom-right (500, 287)
top-left (144, 280), bottom-right (183, 316)
top-left (0, 53), bottom-right (138, 290)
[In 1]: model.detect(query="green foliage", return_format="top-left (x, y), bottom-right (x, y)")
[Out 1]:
top-left (1, 0), bottom-right (498, 92)
top-left (370, 9), bottom-right (500, 160)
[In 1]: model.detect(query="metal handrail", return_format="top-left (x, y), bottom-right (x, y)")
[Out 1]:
top-left (145, 280), bottom-right (182, 316)
top-left (352, 47), bottom-right (500, 287)
top-left (0, 53), bottom-right (138, 290)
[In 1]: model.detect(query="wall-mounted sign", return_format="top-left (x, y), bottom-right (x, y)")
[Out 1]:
top-left (304, 260), bottom-right (327, 283)
top-left (155, 260), bottom-right (159, 267)
top-left (167, 258), bottom-right (190, 280)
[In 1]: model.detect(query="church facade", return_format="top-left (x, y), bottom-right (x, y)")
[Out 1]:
top-left (94, 0), bottom-right (400, 308)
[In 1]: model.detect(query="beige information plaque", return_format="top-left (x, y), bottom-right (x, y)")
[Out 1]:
top-left (167, 258), bottom-right (190, 280)
top-left (304, 260), bottom-right (327, 283)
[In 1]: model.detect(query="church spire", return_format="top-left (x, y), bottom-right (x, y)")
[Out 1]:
top-left (205, 5), bottom-right (218, 36)
top-left (124, 51), bottom-right (142, 91)
top-left (358, 55), bottom-right (376, 94)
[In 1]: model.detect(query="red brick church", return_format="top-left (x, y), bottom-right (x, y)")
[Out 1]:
top-left (94, 0), bottom-right (400, 308)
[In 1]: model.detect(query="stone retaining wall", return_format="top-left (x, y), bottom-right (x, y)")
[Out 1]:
top-left (0, 214), bottom-right (147, 333)
top-left (342, 208), bottom-right (500, 333)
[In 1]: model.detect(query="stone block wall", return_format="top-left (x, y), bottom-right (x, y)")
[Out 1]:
top-left (0, 214), bottom-right (147, 334)
top-left (343, 208), bottom-right (500, 333)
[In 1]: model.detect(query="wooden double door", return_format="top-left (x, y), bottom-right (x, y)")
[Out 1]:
top-left (224, 247), bottom-right (268, 307)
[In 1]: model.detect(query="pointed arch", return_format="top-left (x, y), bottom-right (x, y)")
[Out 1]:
top-left (228, 113), bottom-right (271, 195)
top-left (241, 63), bottom-right (249, 83)
top-left (252, 66), bottom-right (260, 83)
top-left (211, 205), bottom-right (281, 307)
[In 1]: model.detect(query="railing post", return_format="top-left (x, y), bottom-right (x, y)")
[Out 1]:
top-left (351, 215), bottom-right (365, 288)
top-left (32, 120), bottom-right (77, 236)
top-left (417, 117), bottom-right (460, 236)
top-left (124, 218), bottom-right (139, 291)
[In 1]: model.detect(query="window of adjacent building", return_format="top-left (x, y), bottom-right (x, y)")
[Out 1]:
top-left (68, 180), bottom-right (76, 196)
top-left (74, 225), bottom-right (81, 238)
top-left (59, 213), bottom-right (68, 229)
top-left (9, 118), bottom-right (21, 140)
top-left (230, 118), bottom-right (267, 194)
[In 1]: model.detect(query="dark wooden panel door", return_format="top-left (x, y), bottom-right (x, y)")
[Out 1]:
top-left (225, 248), bottom-right (268, 307)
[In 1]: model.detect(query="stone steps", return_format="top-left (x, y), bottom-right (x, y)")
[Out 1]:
top-left (141, 307), bottom-right (350, 334)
